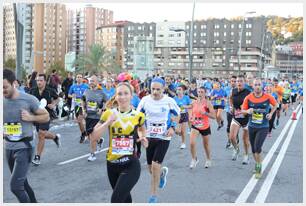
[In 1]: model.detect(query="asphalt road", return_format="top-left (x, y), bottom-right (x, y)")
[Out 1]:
top-left (3, 105), bottom-right (303, 203)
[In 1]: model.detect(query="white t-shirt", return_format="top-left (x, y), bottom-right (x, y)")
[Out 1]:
top-left (137, 95), bottom-right (180, 140)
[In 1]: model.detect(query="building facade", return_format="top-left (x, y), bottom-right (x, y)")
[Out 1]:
top-left (67, 5), bottom-right (113, 57)
top-left (3, 5), bottom-right (16, 62)
top-left (95, 21), bottom-right (127, 68)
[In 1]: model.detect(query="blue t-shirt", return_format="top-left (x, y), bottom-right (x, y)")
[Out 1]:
top-left (224, 86), bottom-right (233, 113)
top-left (211, 89), bottom-right (226, 107)
top-left (131, 94), bottom-right (140, 109)
top-left (174, 95), bottom-right (191, 114)
top-left (68, 83), bottom-right (89, 98)
top-left (290, 83), bottom-right (299, 94)
top-left (102, 87), bottom-right (116, 101)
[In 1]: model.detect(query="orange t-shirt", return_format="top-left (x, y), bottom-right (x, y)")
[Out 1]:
top-left (272, 85), bottom-right (284, 102)
top-left (191, 100), bottom-right (210, 130)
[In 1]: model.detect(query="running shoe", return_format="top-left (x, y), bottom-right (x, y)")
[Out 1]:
top-left (242, 154), bottom-right (249, 165)
top-left (159, 166), bottom-right (168, 189)
top-left (148, 195), bottom-right (158, 203)
top-left (53, 134), bottom-right (61, 148)
top-left (88, 153), bottom-right (96, 162)
top-left (180, 143), bottom-right (186, 149)
top-left (255, 163), bottom-right (262, 179)
top-left (189, 158), bottom-right (199, 169)
top-left (232, 147), bottom-right (239, 161)
top-left (204, 160), bottom-right (212, 168)
top-left (32, 155), bottom-right (41, 166)
top-left (226, 140), bottom-right (232, 149)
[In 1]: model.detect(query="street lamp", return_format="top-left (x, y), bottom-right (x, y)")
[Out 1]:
top-left (238, 11), bottom-right (256, 75)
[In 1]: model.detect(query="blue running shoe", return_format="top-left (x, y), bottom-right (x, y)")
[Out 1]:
top-left (159, 166), bottom-right (168, 189)
top-left (148, 195), bottom-right (158, 203)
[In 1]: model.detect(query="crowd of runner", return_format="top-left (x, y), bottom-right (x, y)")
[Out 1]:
top-left (3, 68), bottom-right (304, 203)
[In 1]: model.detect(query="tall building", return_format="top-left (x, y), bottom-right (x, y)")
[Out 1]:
top-left (95, 21), bottom-right (127, 68)
top-left (4, 4), bottom-right (34, 74)
top-left (3, 5), bottom-right (16, 62)
top-left (123, 22), bottom-right (156, 70)
top-left (67, 5), bottom-right (113, 57)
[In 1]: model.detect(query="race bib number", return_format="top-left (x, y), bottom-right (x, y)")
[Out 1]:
top-left (148, 122), bottom-right (166, 137)
top-left (111, 136), bottom-right (134, 155)
top-left (234, 110), bottom-right (244, 119)
top-left (4, 123), bottom-right (23, 141)
top-left (251, 113), bottom-right (263, 124)
top-left (87, 101), bottom-right (97, 111)
top-left (193, 117), bottom-right (203, 128)
top-left (75, 98), bottom-right (82, 106)
top-left (215, 99), bottom-right (222, 105)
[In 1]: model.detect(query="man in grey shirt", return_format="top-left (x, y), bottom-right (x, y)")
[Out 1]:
top-left (3, 69), bottom-right (49, 203)
top-left (82, 75), bottom-right (107, 161)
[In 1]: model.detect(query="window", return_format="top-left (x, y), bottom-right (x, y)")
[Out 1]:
top-left (246, 40), bottom-right (251, 44)
top-left (214, 24), bottom-right (220, 29)
top-left (138, 26), bottom-right (142, 30)
top-left (246, 32), bottom-right (252, 37)
top-left (194, 33), bottom-right (197, 37)
top-left (224, 24), bottom-right (227, 29)
top-left (246, 23), bottom-right (252, 29)
top-left (201, 24), bottom-right (207, 29)
top-left (214, 40), bottom-right (219, 44)
top-left (150, 26), bottom-right (153, 30)
top-left (231, 31), bottom-right (234, 36)
top-left (214, 32), bottom-right (219, 37)
top-left (238, 24), bottom-right (242, 29)
top-left (224, 32), bottom-right (227, 36)
top-left (231, 24), bottom-right (234, 29)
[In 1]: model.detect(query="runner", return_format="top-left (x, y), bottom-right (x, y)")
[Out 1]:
top-left (3, 69), bottom-right (49, 202)
top-left (224, 76), bottom-right (237, 149)
top-left (282, 82), bottom-right (291, 116)
top-left (137, 77), bottom-right (180, 203)
top-left (68, 73), bottom-right (90, 143)
top-left (290, 78), bottom-right (299, 110)
top-left (242, 78), bottom-right (278, 179)
top-left (174, 84), bottom-right (192, 149)
top-left (272, 78), bottom-right (284, 126)
top-left (91, 82), bottom-right (148, 203)
top-left (189, 86), bottom-right (216, 169)
top-left (210, 81), bottom-right (226, 130)
top-left (102, 78), bottom-right (116, 101)
top-left (30, 74), bottom-right (61, 166)
top-left (229, 75), bottom-right (251, 163)
top-left (82, 75), bottom-right (108, 161)
top-left (265, 85), bottom-right (278, 137)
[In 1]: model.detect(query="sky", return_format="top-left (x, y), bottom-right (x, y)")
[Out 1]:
top-left (65, 2), bottom-right (303, 22)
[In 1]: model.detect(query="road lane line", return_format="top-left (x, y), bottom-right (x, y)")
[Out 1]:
top-left (235, 105), bottom-right (301, 203)
top-left (254, 109), bottom-right (302, 203)
top-left (57, 147), bottom-right (109, 165)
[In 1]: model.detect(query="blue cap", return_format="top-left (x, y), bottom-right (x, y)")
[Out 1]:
top-left (151, 77), bottom-right (165, 87)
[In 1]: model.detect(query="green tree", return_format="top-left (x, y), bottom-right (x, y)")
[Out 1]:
top-left (74, 44), bottom-right (121, 75)
top-left (4, 58), bottom-right (16, 71)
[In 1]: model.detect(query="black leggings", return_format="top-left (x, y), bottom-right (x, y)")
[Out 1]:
top-left (226, 112), bottom-right (233, 133)
top-left (269, 110), bottom-right (277, 132)
top-left (5, 148), bottom-right (37, 203)
top-left (248, 127), bottom-right (269, 154)
top-left (107, 157), bottom-right (141, 203)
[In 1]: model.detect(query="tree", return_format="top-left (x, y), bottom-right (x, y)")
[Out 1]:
top-left (73, 44), bottom-right (121, 75)
top-left (46, 61), bottom-right (67, 80)
top-left (4, 58), bottom-right (16, 71)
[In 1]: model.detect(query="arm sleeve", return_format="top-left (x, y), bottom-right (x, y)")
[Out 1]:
top-left (138, 112), bottom-right (145, 126)
top-left (100, 109), bottom-right (111, 122)
top-left (29, 95), bottom-right (40, 113)
top-left (269, 94), bottom-right (278, 106)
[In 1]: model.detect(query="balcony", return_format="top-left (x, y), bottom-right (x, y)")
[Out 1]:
top-left (230, 58), bottom-right (258, 63)
top-left (240, 50), bottom-right (261, 56)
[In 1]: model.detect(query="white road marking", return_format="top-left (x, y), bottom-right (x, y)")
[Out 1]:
top-left (254, 109), bottom-right (302, 203)
top-left (57, 148), bottom-right (109, 165)
top-left (235, 105), bottom-right (301, 203)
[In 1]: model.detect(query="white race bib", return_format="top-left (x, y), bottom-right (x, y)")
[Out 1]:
top-left (111, 136), bottom-right (134, 155)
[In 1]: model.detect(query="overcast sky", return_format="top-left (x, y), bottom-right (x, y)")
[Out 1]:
top-left (65, 2), bottom-right (303, 22)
